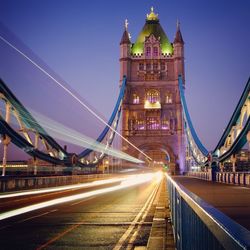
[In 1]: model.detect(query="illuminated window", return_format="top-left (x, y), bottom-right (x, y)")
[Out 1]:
top-left (166, 92), bottom-right (173, 104)
top-left (139, 63), bottom-right (144, 70)
top-left (146, 89), bottom-right (160, 103)
top-left (132, 93), bottom-right (139, 104)
top-left (153, 63), bottom-right (158, 71)
top-left (146, 117), bottom-right (160, 130)
top-left (153, 47), bottom-right (158, 56)
top-left (135, 119), bottom-right (145, 130)
top-left (146, 46), bottom-right (151, 56)
top-left (162, 119), bottom-right (169, 130)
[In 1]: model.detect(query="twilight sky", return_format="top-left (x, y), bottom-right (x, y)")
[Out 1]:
top-left (0, 0), bottom-right (250, 159)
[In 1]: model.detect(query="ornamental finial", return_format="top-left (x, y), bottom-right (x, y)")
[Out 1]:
top-left (146, 6), bottom-right (159, 21)
top-left (125, 19), bottom-right (129, 30)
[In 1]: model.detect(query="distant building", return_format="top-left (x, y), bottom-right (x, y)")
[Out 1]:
top-left (120, 8), bottom-right (185, 173)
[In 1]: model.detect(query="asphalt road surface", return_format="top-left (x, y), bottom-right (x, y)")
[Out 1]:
top-left (173, 176), bottom-right (250, 231)
top-left (0, 174), bottom-right (160, 250)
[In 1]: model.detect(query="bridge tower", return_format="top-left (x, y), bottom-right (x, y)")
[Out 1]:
top-left (120, 8), bottom-right (185, 173)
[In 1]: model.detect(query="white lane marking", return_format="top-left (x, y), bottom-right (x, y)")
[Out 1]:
top-left (113, 180), bottom-right (160, 250)
top-left (17, 209), bottom-right (56, 223)
top-left (0, 209), bottom-right (58, 230)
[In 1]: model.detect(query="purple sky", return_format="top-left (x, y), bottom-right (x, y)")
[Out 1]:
top-left (0, 0), bottom-right (250, 160)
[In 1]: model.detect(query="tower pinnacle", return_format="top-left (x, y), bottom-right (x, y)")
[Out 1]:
top-left (146, 6), bottom-right (159, 21)
top-left (174, 19), bottom-right (184, 44)
top-left (125, 19), bottom-right (129, 31)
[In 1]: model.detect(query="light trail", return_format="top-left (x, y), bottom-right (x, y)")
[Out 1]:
top-left (0, 35), bottom-right (152, 162)
top-left (0, 173), bottom-right (160, 221)
top-left (30, 110), bottom-right (143, 163)
top-left (0, 177), bottom-right (125, 199)
top-left (1, 107), bottom-right (143, 163)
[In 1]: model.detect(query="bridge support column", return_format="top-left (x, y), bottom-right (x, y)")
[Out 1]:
top-left (219, 162), bottom-right (224, 172)
top-left (231, 155), bottom-right (236, 172)
top-left (247, 131), bottom-right (250, 151)
top-left (2, 135), bottom-right (11, 176)
top-left (34, 133), bottom-right (39, 176)
top-left (33, 157), bottom-right (37, 176)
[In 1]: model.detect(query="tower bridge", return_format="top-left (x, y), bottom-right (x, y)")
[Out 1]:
top-left (120, 8), bottom-right (185, 174)
top-left (0, 7), bottom-right (250, 250)
top-left (0, 7), bottom-right (249, 176)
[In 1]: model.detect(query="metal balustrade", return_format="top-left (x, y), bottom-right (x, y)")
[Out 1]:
top-left (166, 174), bottom-right (250, 250)
top-left (187, 171), bottom-right (250, 186)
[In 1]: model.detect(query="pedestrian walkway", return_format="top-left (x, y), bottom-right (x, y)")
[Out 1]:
top-left (147, 177), bottom-right (175, 250)
top-left (173, 176), bottom-right (250, 231)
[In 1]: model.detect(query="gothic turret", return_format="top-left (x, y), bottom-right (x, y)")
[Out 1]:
top-left (173, 21), bottom-right (185, 81)
top-left (120, 19), bottom-right (131, 82)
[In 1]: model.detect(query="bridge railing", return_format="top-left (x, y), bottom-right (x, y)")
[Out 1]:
top-left (187, 171), bottom-right (250, 186)
top-left (166, 174), bottom-right (250, 250)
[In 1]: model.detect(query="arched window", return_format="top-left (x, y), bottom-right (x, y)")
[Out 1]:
top-left (162, 119), bottom-right (169, 130)
top-left (165, 92), bottom-right (173, 104)
top-left (139, 63), bottom-right (144, 71)
top-left (146, 46), bottom-right (151, 56)
top-left (146, 117), bottom-right (160, 130)
top-left (146, 63), bottom-right (151, 71)
top-left (153, 47), bottom-right (158, 56)
top-left (153, 63), bottom-right (158, 71)
top-left (135, 119), bottom-right (145, 130)
top-left (146, 89), bottom-right (160, 103)
top-left (132, 93), bottom-right (139, 104)
top-left (161, 63), bottom-right (166, 70)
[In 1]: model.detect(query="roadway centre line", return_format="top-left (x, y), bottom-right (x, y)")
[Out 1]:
top-left (113, 181), bottom-right (160, 250)
top-left (34, 174), bottom-right (158, 250)
top-left (126, 180), bottom-right (162, 250)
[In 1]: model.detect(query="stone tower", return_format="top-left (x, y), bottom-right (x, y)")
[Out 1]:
top-left (120, 8), bottom-right (185, 173)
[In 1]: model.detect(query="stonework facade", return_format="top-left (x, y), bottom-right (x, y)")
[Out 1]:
top-left (120, 9), bottom-right (186, 173)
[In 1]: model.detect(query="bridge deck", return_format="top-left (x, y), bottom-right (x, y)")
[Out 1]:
top-left (173, 176), bottom-right (250, 231)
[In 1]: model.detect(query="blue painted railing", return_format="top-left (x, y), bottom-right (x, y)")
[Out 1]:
top-left (167, 174), bottom-right (250, 250)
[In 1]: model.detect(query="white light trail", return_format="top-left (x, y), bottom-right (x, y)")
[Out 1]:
top-left (4, 106), bottom-right (143, 163)
top-left (0, 35), bottom-right (152, 162)
top-left (0, 177), bottom-right (125, 199)
top-left (0, 173), bottom-right (159, 221)
top-left (29, 110), bottom-right (143, 163)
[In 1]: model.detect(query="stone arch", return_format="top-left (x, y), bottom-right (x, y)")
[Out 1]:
top-left (131, 142), bottom-right (176, 164)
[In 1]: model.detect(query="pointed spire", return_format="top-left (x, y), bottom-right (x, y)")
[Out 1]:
top-left (120, 19), bottom-right (131, 45)
top-left (174, 19), bottom-right (184, 44)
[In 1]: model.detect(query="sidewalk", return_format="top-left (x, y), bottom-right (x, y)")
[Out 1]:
top-left (147, 176), bottom-right (175, 250)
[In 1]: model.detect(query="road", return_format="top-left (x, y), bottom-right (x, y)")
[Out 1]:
top-left (173, 176), bottom-right (250, 231)
top-left (0, 173), bottom-right (161, 250)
